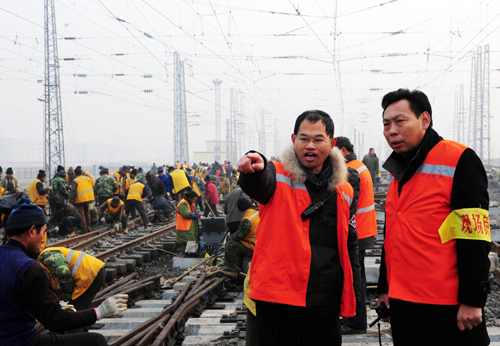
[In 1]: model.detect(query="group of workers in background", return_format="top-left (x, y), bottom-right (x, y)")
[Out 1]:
top-left (0, 87), bottom-right (491, 346)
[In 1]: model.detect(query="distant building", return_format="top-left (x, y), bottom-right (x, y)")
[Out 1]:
top-left (193, 140), bottom-right (237, 164)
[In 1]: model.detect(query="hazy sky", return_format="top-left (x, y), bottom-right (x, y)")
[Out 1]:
top-left (1, 0), bottom-right (499, 165)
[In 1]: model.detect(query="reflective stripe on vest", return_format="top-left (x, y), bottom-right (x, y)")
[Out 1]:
top-left (28, 179), bottom-right (47, 206)
top-left (384, 140), bottom-right (468, 305)
top-left (127, 183), bottom-right (144, 202)
top-left (416, 164), bottom-right (455, 177)
top-left (65, 250), bottom-right (86, 276)
top-left (176, 198), bottom-right (194, 231)
top-left (74, 176), bottom-right (94, 203)
top-left (347, 159), bottom-right (378, 240)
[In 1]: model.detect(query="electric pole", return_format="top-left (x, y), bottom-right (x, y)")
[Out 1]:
top-left (174, 51), bottom-right (188, 164)
top-left (44, 0), bottom-right (65, 175)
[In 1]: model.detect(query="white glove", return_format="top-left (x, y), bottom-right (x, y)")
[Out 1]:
top-left (114, 224), bottom-right (120, 232)
top-left (95, 294), bottom-right (128, 320)
top-left (54, 226), bottom-right (59, 232)
top-left (100, 217), bottom-right (106, 223)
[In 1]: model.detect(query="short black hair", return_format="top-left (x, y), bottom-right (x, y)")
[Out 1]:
top-left (294, 110), bottom-right (334, 138)
top-left (205, 175), bottom-right (211, 182)
top-left (7, 224), bottom-right (44, 238)
top-left (381, 88), bottom-right (433, 127)
top-left (186, 190), bottom-right (198, 200)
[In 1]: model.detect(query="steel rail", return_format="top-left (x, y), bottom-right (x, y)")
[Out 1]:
top-left (95, 223), bottom-right (176, 261)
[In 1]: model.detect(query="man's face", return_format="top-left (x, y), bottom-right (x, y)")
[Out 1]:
top-left (369, 149), bottom-right (375, 156)
top-left (7, 174), bottom-right (12, 179)
top-left (68, 170), bottom-right (73, 174)
top-left (383, 99), bottom-right (430, 156)
top-left (28, 224), bottom-right (47, 254)
top-left (41, 176), bottom-right (46, 182)
top-left (291, 120), bottom-right (336, 174)
top-left (159, 172), bottom-right (164, 176)
top-left (191, 197), bottom-right (198, 204)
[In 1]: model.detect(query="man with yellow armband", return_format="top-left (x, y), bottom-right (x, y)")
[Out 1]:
top-left (38, 247), bottom-right (107, 333)
top-left (377, 89), bottom-right (491, 346)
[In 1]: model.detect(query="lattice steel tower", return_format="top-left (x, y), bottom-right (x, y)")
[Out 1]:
top-left (174, 52), bottom-right (189, 163)
top-left (44, 0), bottom-right (65, 175)
top-left (213, 79), bottom-right (222, 142)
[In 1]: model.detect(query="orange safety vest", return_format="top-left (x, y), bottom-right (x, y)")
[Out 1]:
top-left (73, 176), bottom-right (94, 204)
top-left (347, 159), bottom-right (377, 240)
top-left (240, 209), bottom-right (260, 250)
top-left (104, 198), bottom-right (124, 215)
top-left (39, 247), bottom-right (105, 300)
top-left (28, 179), bottom-right (47, 206)
top-left (176, 198), bottom-right (195, 231)
top-left (384, 140), bottom-right (469, 305)
top-left (127, 182), bottom-right (145, 202)
top-left (248, 162), bottom-right (356, 317)
top-left (0, 186), bottom-right (4, 197)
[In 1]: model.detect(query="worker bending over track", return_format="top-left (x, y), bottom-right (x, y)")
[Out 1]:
top-left (221, 197), bottom-right (260, 279)
top-left (100, 196), bottom-right (128, 233)
top-left (0, 196), bottom-right (128, 346)
top-left (38, 247), bottom-right (107, 333)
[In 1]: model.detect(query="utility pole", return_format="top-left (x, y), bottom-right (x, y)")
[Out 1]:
top-left (467, 56), bottom-right (476, 148)
top-left (260, 109), bottom-right (266, 155)
top-left (174, 52), bottom-right (188, 164)
top-left (44, 0), bottom-right (65, 175)
top-left (213, 79), bottom-right (222, 144)
top-left (239, 96), bottom-right (245, 158)
top-left (483, 45), bottom-right (490, 166)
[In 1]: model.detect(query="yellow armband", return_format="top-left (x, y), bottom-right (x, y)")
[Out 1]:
top-left (438, 208), bottom-right (491, 243)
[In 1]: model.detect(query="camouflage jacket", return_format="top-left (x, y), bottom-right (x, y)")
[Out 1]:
top-left (38, 250), bottom-right (74, 301)
top-left (50, 177), bottom-right (69, 202)
top-left (94, 175), bottom-right (118, 198)
top-left (136, 173), bottom-right (147, 185)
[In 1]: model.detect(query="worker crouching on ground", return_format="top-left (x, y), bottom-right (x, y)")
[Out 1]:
top-left (100, 196), bottom-right (128, 233)
top-left (52, 201), bottom-right (82, 237)
top-left (125, 180), bottom-right (152, 228)
top-left (1, 167), bottom-right (20, 195)
top-left (38, 247), bottom-right (107, 333)
top-left (0, 195), bottom-right (128, 346)
top-left (377, 89), bottom-right (491, 345)
top-left (28, 170), bottom-right (51, 215)
top-left (221, 198), bottom-right (259, 279)
top-left (176, 190), bottom-right (202, 257)
top-left (238, 110), bottom-right (361, 346)
top-left (150, 196), bottom-right (175, 223)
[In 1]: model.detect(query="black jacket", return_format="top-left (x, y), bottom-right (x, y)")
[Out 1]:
top-left (377, 128), bottom-right (491, 307)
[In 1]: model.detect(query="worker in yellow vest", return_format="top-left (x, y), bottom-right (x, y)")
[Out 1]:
top-left (99, 196), bottom-right (128, 233)
top-left (170, 168), bottom-right (192, 203)
top-left (125, 181), bottom-right (152, 228)
top-left (221, 198), bottom-right (260, 279)
top-left (28, 170), bottom-right (51, 214)
top-left (38, 247), bottom-right (106, 333)
top-left (69, 167), bottom-right (95, 233)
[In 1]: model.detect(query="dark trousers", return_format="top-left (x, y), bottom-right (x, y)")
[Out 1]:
top-left (227, 221), bottom-right (241, 235)
top-left (32, 333), bottom-right (107, 346)
top-left (224, 239), bottom-right (253, 273)
top-left (105, 213), bottom-right (128, 229)
top-left (75, 203), bottom-right (91, 233)
top-left (125, 199), bottom-right (150, 226)
top-left (344, 249), bottom-right (367, 330)
top-left (255, 302), bottom-right (341, 346)
top-left (390, 298), bottom-right (490, 346)
top-left (97, 196), bottom-right (110, 217)
top-left (59, 216), bottom-right (79, 236)
top-left (66, 267), bottom-right (106, 333)
top-left (203, 204), bottom-right (219, 217)
top-left (246, 310), bottom-right (259, 346)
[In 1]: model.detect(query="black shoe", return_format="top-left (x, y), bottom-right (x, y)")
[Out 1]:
top-left (341, 325), bottom-right (366, 335)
